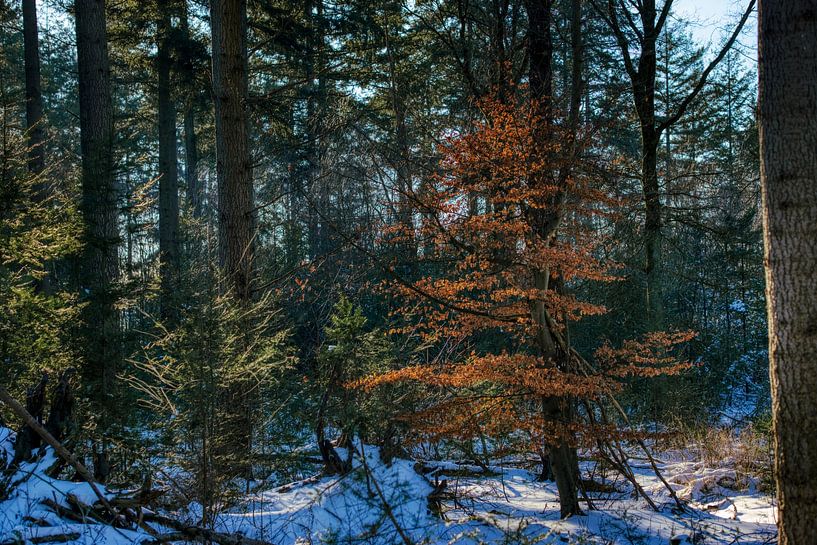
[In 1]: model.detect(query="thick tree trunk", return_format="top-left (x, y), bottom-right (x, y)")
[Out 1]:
top-left (157, 0), bottom-right (180, 321)
top-left (211, 0), bottom-right (254, 302)
top-left (758, 1), bottom-right (817, 542)
top-left (22, 0), bottom-right (44, 178)
top-left (75, 0), bottom-right (120, 483)
top-left (210, 0), bottom-right (255, 481)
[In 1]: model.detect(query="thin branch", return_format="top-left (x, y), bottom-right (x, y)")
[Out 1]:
top-left (658, 0), bottom-right (756, 133)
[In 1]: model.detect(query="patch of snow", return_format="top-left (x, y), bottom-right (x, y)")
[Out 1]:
top-left (0, 428), bottom-right (777, 544)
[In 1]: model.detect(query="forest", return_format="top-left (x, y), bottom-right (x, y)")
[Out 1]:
top-left (0, 0), bottom-right (815, 543)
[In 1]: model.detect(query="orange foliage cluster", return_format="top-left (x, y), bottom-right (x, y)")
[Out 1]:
top-left (363, 92), bottom-right (694, 448)
top-left (594, 331), bottom-right (697, 378)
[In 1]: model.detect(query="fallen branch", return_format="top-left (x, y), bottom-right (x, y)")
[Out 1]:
top-left (0, 532), bottom-right (81, 545)
top-left (0, 386), bottom-right (116, 516)
top-left (571, 350), bottom-right (686, 512)
top-left (357, 443), bottom-right (415, 545)
top-left (143, 527), bottom-right (276, 545)
top-left (41, 498), bottom-right (88, 524)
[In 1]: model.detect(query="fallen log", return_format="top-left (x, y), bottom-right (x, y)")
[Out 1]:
top-left (414, 461), bottom-right (499, 478)
top-left (66, 494), bottom-right (120, 527)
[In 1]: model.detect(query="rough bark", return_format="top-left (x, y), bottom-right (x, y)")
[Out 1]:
top-left (75, 0), bottom-right (120, 483)
top-left (157, 0), bottom-right (180, 321)
top-left (211, 0), bottom-right (254, 302)
top-left (758, 1), bottom-right (817, 542)
top-left (210, 0), bottom-right (255, 481)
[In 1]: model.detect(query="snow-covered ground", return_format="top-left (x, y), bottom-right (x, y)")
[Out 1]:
top-left (0, 427), bottom-right (777, 544)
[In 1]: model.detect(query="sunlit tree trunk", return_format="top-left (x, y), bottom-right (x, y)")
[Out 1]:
top-left (759, 0), bottom-right (817, 542)
top-left (211, 0), bottom-right (254, 302)
top-left (210, 0), bottom-right (255, 482)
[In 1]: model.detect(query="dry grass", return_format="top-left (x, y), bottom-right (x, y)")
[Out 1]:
top-left (658, 422), bottom-right (775, 492)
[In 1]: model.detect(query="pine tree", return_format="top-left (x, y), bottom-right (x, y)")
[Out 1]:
top-left (75, 0), bottom-right (121, 482)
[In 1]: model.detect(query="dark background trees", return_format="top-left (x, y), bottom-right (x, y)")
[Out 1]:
top-left (0, 0), bottom-right (770, 525)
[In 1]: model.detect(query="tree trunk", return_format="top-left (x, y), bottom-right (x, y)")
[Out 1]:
top-left (524, 0), bottom-right (582, 519)
top-left (22, 0), bottom-right (44, 179)
top-left (385, 13), bottom-right (416, 273)
top-left (759, 1), bottom-right (817, 542)
top-left (633, 0), bottom-right (663, 329)
top-left (184, 107), bottom-right (200, 217)
top-left (210, 0), bottom-right (255, 482)
top-left (641, 128), bottom-right (663, 327)
top-left (211, 0), bottom-right (254, 302)
top-left (75, 0), bottom-right (120, 483)
top-left (23, 0), bottom-right (53, 295)
top-left (180, 1), bottom-right (202, 218)
top-left (157, 0), bottom-right (180, 321)
top-left (600, 0), bottom-right (754, 330)
top-left (304, 0), bottom-right (328, 260)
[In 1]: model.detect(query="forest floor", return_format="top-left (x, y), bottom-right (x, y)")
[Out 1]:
top-left (0, 427), bottom-right (777, 545)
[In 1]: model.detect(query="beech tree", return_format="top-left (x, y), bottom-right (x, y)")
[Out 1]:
top-left (759, 0), bottom-right (817, 541)
top-left (363, 92), bottom-right (694, 518)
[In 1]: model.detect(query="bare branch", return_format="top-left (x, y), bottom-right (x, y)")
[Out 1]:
top-left (658, 0), bottom-right (756, 134)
